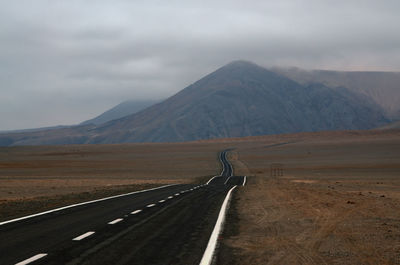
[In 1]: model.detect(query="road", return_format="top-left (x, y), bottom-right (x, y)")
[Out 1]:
top-left (0, 150), bottom-right (245, 265)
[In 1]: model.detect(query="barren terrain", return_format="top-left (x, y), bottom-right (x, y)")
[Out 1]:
top-left (1, 129), bottom-right (400, 264)
top-left (220, 130), bottom-right (400, 264)
top-left (0, 142), bottom-right (225, 220)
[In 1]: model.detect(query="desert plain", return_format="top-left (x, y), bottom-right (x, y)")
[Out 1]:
top-left (1, 129), bottom-right (399, 264)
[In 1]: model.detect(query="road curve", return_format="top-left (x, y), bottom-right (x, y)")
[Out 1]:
top-left (0, 150), bottom-right (244, 265)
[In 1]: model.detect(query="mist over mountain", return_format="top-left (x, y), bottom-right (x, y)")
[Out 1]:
top-left (81, 100), bottom-right (159, 125)
top-left (0, 61), bottom-right (390, 146)
top-left (271, 67), bottom-right (400, 120)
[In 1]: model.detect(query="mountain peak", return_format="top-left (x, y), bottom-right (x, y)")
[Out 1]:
top-left (0, 61), bottom-right (389, 146)
top-left (223, 60), bottom-right (262, 70)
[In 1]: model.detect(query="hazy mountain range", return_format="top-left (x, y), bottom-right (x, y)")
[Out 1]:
top-left (0, 61), bottom-right (396, 146)
top-left (81, 100), bottom-right (159, 126)
top-left (272, 67), bottom-right (400, 120)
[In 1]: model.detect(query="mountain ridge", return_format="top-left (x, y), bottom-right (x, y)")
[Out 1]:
top-left (81, 99), bottom-right (159, 125)
top-left (0, 61), bottom-right (391, 146)
top-left (271, 66), bottom-right (400, 119)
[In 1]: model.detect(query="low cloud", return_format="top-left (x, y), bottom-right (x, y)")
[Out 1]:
top-left (1, 0), bottom-right (399, 130)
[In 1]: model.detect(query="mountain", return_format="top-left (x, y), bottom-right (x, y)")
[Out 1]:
top-left (271, 67), bottom-right (400, 120)
top-left (81, 99), bottom-right (158, 125)
top-left (0, 125), bottom-right (72, 134)
top-left (0, 61), bottom-right (390, 146)
top-left (377, 120), bottom-right (400, 130)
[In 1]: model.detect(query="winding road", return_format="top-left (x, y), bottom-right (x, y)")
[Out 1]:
top-left (0, 150), bottom-right (245, 265)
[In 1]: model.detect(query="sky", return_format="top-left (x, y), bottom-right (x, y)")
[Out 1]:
top-left (1, 0), bottom-right (400, 130)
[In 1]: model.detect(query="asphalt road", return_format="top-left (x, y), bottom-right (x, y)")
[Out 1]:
top-left (0, 150), bottom-right (244, 265)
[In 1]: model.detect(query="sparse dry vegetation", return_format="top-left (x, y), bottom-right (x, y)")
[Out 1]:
top-left (1, 129), bottom-right (400, 264)
top-left (221, 129), bottom-right (400, 264)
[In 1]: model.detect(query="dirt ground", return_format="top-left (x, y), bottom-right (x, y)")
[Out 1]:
top-left (221, 130), bottom-right (400, 264)
top-left (0, 142), bottom-right (226, 201)
top-left (0, 142), bottom-right (226, 221)
top-left (1, 129), bottom-right (400, 264)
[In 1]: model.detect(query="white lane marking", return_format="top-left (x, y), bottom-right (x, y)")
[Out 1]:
top-left (15, 253), bottom-right (47, 265)
top-left (131, 210), bottom-right (142, 215)
top-left (175, 193), bottom-right (180, 196)
top-left (147, 204), bottom-right (156, 208)
top-left (73, 231), bottom-right (95, 241)
top-left (243, 176), bottom-right (247, 186)
top-left (108, 218), bottom-right (123, 225)
top-left (199, 186), bottom-right (237, 265)
top-left (168, 196), bottom-right (173, 199)
top-left (159, 200), bottom-right (166, 203)
top-left (224, 176), bottom-right (232, 185)
top-left (0, 184), bottom-right (178, 226)
top-left (206, 176), bottom-right (218, 185)
top-left (220, 152), bottom-right (226, 176)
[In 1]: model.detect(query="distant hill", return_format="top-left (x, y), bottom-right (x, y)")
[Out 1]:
top-left (81, 100), bottom-right (158, 125)
top-left (377, 120), bottom-right (400, 130)
top-left (0, 61), bottom-right (390, 146)
top-left (0, 125), bottom-right (72, 134)
top-left (271, 67), bottom-right (400, 120)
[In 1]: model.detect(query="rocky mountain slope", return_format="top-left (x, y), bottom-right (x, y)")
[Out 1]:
top-left (0, 61), bottom-right (390, 146)
top-left (271, 67), bottom-right (400, 119)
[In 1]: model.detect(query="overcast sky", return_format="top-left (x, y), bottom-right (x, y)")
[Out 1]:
top-left (1, 0), bottom-right (399, 130)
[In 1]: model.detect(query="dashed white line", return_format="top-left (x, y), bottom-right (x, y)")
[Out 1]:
top-left (168, 196), bottom-right (173, 199)
top-left (0, 184), bottom-right (177, 226)
top-left (108, 218), bottom-right (123, 225)
top-left (243, 176), bottom-right (247, 186)
top-left (175, 193), bottom-right (180, 196)
top-left (224, 176), bottom-right (232, 185)
top-left (15, 253), bottom-right (47, 265)
top-left (73, 231), bottom-right (95, 241)
top-left (147, 204), bottom-right (156, 208)
top-left (159, 199), bottom-right (166, 203)
top-left (131, 209), bottom-right (142, 215)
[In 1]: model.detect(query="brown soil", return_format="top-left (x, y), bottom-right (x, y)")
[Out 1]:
top-left (221, 130), bottom-right (400, 264)
top-left (1, 129), bottom-right (400, 264)
top-left (0, 142), bottom-right (226, 201)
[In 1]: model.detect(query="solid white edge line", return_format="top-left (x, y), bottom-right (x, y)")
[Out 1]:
top-left (224, 176), bottom-right (232, 185)
top-left (146, 204), bottom-right (156, 208)
top-left (199, 186), bottom-right (237, 265)
top-left (108, 218), bottom-right (123, 225)
top-left (243, 176), bottom-right (247, 186)
top-left (131, 210), bottom-right (142, 215)
top-left (206, 176), bottom-right (218, 185)
top-left (15, 253), bottom-right (48, 265)
top-left (73, 231), bottom-right (95, 241)
top-left (0, 184), bottom-right (177, 226)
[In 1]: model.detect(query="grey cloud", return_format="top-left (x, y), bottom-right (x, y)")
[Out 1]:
top-left (1, 0), bottom-right (400, 130)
